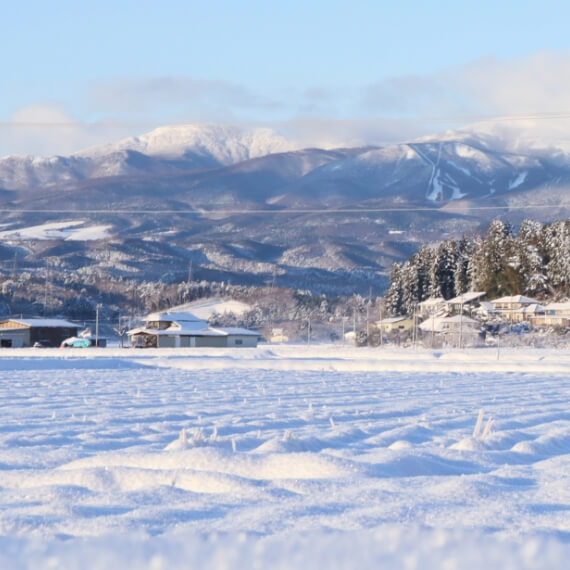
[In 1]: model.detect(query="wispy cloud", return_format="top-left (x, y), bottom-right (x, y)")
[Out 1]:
top-left (0, 104), bottom-right (142, 157)
top-left (4, 51), bottom-right (570, 157)
top-left (87, 77), bottom-right (284, 122)
top-left (359, 50), bottom-right (570, 121)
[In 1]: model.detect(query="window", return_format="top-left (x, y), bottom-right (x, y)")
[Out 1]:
top-left (235, 339), bottom-right (243, 345)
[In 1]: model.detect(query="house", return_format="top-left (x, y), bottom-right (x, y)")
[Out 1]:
top-left (490, 295), bottom-right (544, 322)
top-left (0, 318), bottom-right (79, 348)
top-left (419, 314), bottom-right (481, 347)
top-left (376, 316), bottom-right (414, 334)
top-left (127, 311), bottom-right (260, 348)
top-left (418, 297), bottom-right (447, 318)
top-left (445, 292), bottom-right (486, 315)
top-left (529, 301), bottom-right (570, 328)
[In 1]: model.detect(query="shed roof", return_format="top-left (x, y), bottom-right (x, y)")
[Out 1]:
top-left (0, 318), bottom-right (78, 329)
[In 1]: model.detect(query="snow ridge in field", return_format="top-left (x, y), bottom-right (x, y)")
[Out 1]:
top-left (1, 346), bottom-right (570, 568)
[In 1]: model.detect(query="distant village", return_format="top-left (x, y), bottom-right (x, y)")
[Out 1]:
top-left (0, 290), bottom-right (569, 349)
top-left (0, 218), bottom-right (568, 349)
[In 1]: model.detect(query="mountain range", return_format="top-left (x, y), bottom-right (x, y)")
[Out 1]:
top-left (1, 124), bottom-right (569, 295)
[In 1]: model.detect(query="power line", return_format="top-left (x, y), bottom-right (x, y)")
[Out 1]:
top-left (3, 110), bottom-right (570, 129)
top-left (0, 203), bottom-right (567, 217)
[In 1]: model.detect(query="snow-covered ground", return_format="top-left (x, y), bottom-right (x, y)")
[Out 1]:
top-left (0, 220), bottom-right (112, 241)
top-left (1, 345), bottom-right (569, 568)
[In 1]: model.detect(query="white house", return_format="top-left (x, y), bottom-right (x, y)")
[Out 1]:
top-left (490, 295), bottom-right (544, 322)
top-left (446, 292), bottom-right (486, 315)
top-left (419, 314), bottom-right (481, 347)
top-left (418, 297), bottom-right (447, 318)
top-left (529, 301), bottom-right (570, 328)
top-left (127, 311), bottom-right (260, 348)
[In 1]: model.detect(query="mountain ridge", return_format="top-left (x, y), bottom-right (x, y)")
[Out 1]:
top-left (0, 123), bottom-right (568, 296)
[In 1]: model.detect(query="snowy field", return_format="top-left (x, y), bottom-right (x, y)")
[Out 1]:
top-left (1, 344), bottom-right (570, 569)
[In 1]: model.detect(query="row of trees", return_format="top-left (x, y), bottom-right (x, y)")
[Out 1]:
top-left (385, 219), bottom-right (570, 317)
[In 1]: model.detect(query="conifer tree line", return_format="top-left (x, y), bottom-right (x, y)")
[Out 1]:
top-left (384, 218), bottom-right (570, 317)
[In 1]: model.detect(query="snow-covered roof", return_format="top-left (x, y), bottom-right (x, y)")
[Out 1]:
top-left (128, 325), bottom-right (259, 338)
top-left (522, 304), bottom-right (545, 314)
top-left (128, 326), bottom-right (226, 337)
top-left (0, 318), bottom-right (78, 328)
top-left (491, 295), bottom-right (539, 305)
top-left (145, 311), bottom-right (206, 324)
top-left (419, 314), bottom-right (479, 332)
top-left (377, 316), bottom-right (411, 324)
top-left (210, 327), bottom-right (260, 337)
top-left (419, 297), bottom-right (446, 307)
top-left (543, 302), bottom-right (570, 312)
top-left (447, 292), bottom-right (486, 304)
top-left (440, 315), bottom-right (478, 324)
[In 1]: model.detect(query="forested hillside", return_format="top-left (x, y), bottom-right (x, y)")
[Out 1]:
top-left (384, 219), bottom-right (570, 316)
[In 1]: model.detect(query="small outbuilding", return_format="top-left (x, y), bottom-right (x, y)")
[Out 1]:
top-left (0, 318), bottom-right (79, 348)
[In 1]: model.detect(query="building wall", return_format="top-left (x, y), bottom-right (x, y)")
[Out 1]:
top-left (227, 335), bottom-right (258, 347)
top-left (0, 325), bottom-right (77, 347)
top-left (196, 336), bottom-right (227, 348)
top-left (0, 330), bottom-right (29, 348)
top-left (157, 336), bottom-right (176, 348)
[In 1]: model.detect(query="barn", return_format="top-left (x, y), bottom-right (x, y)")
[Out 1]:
top-left (0, 318), bottom-right (79, 348)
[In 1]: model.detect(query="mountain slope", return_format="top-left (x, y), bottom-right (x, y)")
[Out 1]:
top-left (0, 123), bottom-right (569, 295)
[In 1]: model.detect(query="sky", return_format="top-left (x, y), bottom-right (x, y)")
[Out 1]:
top-left (3, 0), bottom-right (570, 156)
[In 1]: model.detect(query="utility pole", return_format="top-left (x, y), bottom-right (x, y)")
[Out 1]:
top-left (95, 304), bottom-right (102, 347)
top-left (459, 302), bottom-right (464, 350)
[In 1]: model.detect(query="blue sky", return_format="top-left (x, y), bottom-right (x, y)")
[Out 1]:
top-left (3, 0), bottom-right (570, 155)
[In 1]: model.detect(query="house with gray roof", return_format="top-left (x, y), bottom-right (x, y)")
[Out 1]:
top-left (127, 311), bottom-right (260, 348)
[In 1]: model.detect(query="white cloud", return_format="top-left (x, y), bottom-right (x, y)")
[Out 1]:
top-left (4, 51), bottom-right (570, 158)
top-left (87, 77), bottom-right (283, 122)
top-left (0, 103), bottom-right (138, 157)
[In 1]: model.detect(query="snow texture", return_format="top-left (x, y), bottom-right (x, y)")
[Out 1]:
top-left (1, 345), bottom-right (569, 568)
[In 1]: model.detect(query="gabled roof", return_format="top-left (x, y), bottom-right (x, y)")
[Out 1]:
top-left (419, 314), bottom-right (479, 332)
top-left (418, 297), bottom-right (446, 307)
top-left (447, 292), bottom-right (486, 304)
top-left (440, 315), bottom-right (479, 324)
top-left (208, 327), bottom-right (260, 337)
top-left (491, 295), bottom-right (539, 305)
top-left (377, 316), bottom-right (412, 324)
top-left (145, 311), bottom-right (206, 324)
top-left (127, 312), bottom-right (259, 338)
top-left (542, 301), bottom-right (570, 311)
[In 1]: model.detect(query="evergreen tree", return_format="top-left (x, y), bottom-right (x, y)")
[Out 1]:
top-left (453, 236), bottom-right (472, 295)
top-left (516, 219), bottom-right (547, 296)
top-left (384, 263), bottom-right (404, 316)
top-left (544, 220), bottom-right (570, 298)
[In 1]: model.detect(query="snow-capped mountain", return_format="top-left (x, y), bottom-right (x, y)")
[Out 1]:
top-left (72, 124), bottom-right (297, 163)
top-left (0, 123), bottom-right (569, 294)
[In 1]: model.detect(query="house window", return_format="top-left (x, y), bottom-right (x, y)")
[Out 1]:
top-left (235, 339), bottom-right (243, 345)
top-left (1, 339), bottom-right (12, 348)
